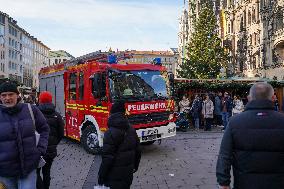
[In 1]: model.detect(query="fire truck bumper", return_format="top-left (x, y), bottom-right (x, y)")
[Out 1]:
top-left (136, 122), bottom-right (176, 143)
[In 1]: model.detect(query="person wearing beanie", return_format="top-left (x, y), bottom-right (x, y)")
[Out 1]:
top-left (37, 91), bottom-right (64, 189)
top-left (98, 101), bottom-right (141, 189)
top-left (0, 81), bottom-right (50, 189)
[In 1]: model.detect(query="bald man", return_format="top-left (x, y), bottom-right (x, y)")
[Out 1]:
top-left (216, 82), bottom-right (284, 189)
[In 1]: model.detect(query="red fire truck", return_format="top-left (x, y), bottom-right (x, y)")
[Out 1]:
top-left (39, 52), bottom-right (176, 154)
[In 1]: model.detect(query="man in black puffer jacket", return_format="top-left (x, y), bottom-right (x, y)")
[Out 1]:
top-left (98, 100), bottom-right (141, 189)
top-left (216, 82), bottom-right (284, 189)
top-left (36, 91), bottom-right (64, 189)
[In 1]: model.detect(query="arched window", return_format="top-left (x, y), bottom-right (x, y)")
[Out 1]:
top-left (275, 9), bottom-right (284, 30)
top-left (252, 7), bottom-right (256, 23)
top-left (248, 10), bottom-right (252, 25)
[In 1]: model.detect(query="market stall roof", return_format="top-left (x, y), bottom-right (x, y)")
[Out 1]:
top-left (175, 77), bottom-right (276, 83)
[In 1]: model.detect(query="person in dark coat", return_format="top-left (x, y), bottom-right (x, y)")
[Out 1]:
top-left (190, 95), bottom-right (202, 131)
top-left (36, 91), bottom-right (64, 189)
top-left (214, 92), bottom-right (222, 126)
top-left (0, 81), bottom-right (49, 189)
top-left (221, 92), bottom-right (233, 130)
top-left (98, 101), bottom-right (141, 189)
top-left (216, 82), bottom-right (284, 189)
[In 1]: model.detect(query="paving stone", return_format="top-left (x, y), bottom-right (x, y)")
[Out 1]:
top-left (51, 131), bottom-right (224, 189)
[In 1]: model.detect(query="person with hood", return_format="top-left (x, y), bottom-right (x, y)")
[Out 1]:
top-left (98, 100), bottom-right (141, 189)
top-left (36, 91), bottom-right (64, 189)
top-left (0, 81), bottom-right (49, 189)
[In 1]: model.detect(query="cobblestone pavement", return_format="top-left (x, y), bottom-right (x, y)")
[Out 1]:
top-left (51, 131), bottom-right (224, 189)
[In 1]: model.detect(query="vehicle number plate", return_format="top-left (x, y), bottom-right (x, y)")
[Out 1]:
top-left (142, 129), bottom-right (158, 137)
top-left (142, 134), bottom-right (161, 141)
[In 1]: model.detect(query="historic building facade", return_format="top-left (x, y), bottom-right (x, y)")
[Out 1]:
top-left (118, 49), bottom-right (179, 75)
top-left (221, 0), bottom-right (284, 80)
top-left (49, 50), bottom-right (74, 65)
top-left (0, 11), bottom-right (50, 88)
top-left (178, 0), bottom-right (284, 80)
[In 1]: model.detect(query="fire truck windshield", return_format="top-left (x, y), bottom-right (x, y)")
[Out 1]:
top-left (109, 70), bottom-right (169, 102)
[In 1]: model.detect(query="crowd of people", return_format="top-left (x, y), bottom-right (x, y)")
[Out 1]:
top-left (178, 91), bottom-right (247, 131)
top-left (1, 80), bottom-right (284, 189)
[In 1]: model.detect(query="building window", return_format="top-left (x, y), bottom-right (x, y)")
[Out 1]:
top-left (252, 8), bottom-right (256, 23)
top-left (55, 59), bottom-right (58, 64)
top-left (248, 11), bottom-right (252, 25)
top-left (275, 9), bottom-right (284, 30)
top-left (0, 14), bottom-right (4, 25)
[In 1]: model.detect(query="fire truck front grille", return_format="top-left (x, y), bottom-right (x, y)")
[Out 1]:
top-left (127, 111), bottom-right (171, 126)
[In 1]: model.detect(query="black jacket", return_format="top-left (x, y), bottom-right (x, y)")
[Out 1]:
top-left (38, 103), bottom-right (64, 160)
top-left (98, 112), bottom-right (141, 189)
top-left (216, 100), bottom-right (284, 189)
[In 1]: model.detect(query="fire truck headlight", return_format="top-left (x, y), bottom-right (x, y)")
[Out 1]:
top-left (168, 113), bottom-right (174, 120)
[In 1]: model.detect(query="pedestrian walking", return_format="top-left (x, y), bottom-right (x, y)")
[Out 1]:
top-left (232, 95), bottom-right (244, 116)
top-left (202, 94), bottom-right (214, 131)
top-left (0, 81), bottom-right (49, 189)
top-left (216, 82), bottom-right (284, 189)
top-left (36, 91), bottom-right (64, 189)
top-left (191, 95), bottom-right (202, 131)
top-left (273, 94), bottom-right (279, 111)
top-left (221, 92), bottom-right (233, 130)
top-left (98, 101), bottom-right (141, 189)
top-left (214, 92), bottom-right (223, 126)
top-left (179, 95), bottom-right (190, 113)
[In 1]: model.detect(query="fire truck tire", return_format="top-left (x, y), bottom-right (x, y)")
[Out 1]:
top-left (141, 140), bottom-right (155, 145)
top-left (81, 125), bottom-right (102, 155)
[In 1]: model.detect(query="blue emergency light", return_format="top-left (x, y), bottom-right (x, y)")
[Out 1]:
top-left (108, 54), bottom-right (117, 64)
top-left (153, 57), bottom-right (162, 66)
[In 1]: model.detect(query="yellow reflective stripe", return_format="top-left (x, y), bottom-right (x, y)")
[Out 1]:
top-left (68, 107), bottom-right (77, 110)
top-left (90, 109), bottom-right (109, 113)
top-left (90, 105), bottom-right (108, 110)
top-left (78, 108), bottom-right (85, 110)
top-left (100, 128), bottom-right (107, 132)
top-left (77, 104), bottom-right (84, 107)
top-left (66, 103), bottom-right (76, 106)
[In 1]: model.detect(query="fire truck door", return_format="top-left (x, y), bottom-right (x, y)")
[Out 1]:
top-left (89, 72), bottom-right (109, 130)
top-left (65, 72), bottom-right (80, 140)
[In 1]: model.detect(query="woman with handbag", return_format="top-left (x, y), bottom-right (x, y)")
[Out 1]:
top-left (98, 100), bottom-right (141, 189)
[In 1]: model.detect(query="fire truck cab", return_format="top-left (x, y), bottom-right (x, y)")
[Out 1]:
top-left (39, 53), bottom-right (176, 154)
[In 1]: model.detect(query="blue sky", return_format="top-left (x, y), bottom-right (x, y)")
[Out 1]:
top-left (0, 0), bottom-right (184, 57)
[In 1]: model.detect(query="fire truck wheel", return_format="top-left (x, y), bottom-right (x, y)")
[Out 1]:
top-left (81, 125), bottom-right (101, 155)
top-left (141, 140), bottom-right (155, 145)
